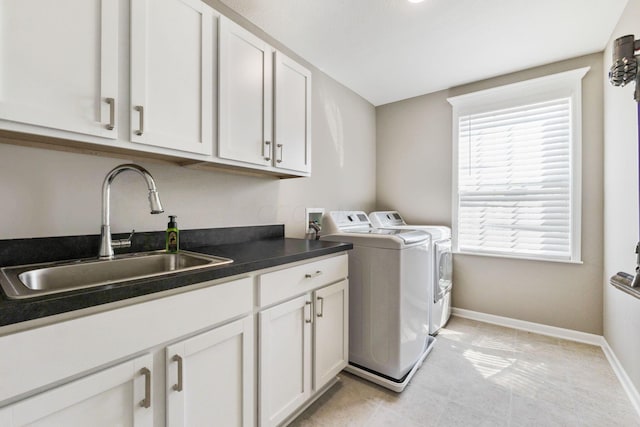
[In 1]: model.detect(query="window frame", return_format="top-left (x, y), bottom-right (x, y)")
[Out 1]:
top-left (447, 67), bottom-right (589, 263)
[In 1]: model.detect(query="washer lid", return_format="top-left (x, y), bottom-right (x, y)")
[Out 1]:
top-left (372, 224), bottom-right (452, 241)
top-left (322, 228), bottom-right (430, 249)
top-left (377, 229), bottom-right (430, 244)
top-left (368, 212), bottom-right (451, 240)
top-left (354, 228), bottom-right (430, 244)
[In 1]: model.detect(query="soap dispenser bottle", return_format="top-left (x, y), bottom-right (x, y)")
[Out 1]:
top-left (166, 215), bottom-right (179, 253)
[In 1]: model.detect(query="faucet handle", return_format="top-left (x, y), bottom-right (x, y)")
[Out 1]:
top-left (112, 229), bottom-right (135, 250)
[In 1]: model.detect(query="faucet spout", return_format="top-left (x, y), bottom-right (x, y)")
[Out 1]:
top-left (99, 164), bottom-right (164, 259)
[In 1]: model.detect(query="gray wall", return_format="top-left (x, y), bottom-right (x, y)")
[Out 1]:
top-left (0, 2), bottom-right (376, 240)
top-left (603, 0), bottom-right (640, 396)
top-left (377, 53), bottom-right (604, 334)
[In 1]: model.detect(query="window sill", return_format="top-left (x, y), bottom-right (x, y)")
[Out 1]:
top-left (453, 250), bottom-right (584, 265)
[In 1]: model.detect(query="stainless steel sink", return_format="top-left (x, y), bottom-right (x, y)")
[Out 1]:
top-left (0, 250), bottom-right (233, 299)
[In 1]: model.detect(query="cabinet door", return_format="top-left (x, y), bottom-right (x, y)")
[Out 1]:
top-left (0, 0), bottom-right (118, 138)
top-left (219, 16), bottom-right (273, 167)
top-left (130, 0), bottom-right (214, 155)
top-left (0, 354), bottom-right (153, 426)
top-left (273, 51), bottom-right (312, 174)
top-left (259, 295), bottom-right (312, 427)
top-left (314, 280), bottom-right (349, 391)
top-left (166, 316), bottom-right (254, 427)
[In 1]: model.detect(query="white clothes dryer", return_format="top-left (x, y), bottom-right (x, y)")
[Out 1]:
top-left (321, 211), bottom-right (435, 392)
top-left (369, 211), bottom-right (453, 335)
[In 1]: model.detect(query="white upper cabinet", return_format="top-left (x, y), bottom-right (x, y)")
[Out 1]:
top-left (273, 51), bottom-right (312, 174)
top-left (0, 0), bottom-right (312, 177)
top-left (130, 0), bottom-right (214, 155)
top-left (0, 0), bottom-right (118, 139)
top-left (218, 16), bottom-right (273, 167)
top-left (218, 19), bottom-right (312, 176)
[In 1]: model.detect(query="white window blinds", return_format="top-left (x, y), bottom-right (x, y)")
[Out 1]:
top-left (457, 98), bottom-right (573, 260)
top-left (448, 67), bottom-right (587, 263)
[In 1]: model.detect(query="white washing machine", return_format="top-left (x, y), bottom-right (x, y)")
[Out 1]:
top-left (321, 211), bottom-right (435, 392)
top-left (369, 211), bottom-right (453, 335)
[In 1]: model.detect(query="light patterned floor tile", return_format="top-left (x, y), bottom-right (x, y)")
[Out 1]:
top-left (438, 401), bottom-right (508, 427)
top-left (510, 393), bottom-right (581, 427)
top-left (287, 316), bottom-right (640, 427)
top-left (365, 405), bottom-right (424, 427)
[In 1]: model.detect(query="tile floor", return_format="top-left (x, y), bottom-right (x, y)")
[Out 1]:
top-left (289, 316), bottom-right (640, 426)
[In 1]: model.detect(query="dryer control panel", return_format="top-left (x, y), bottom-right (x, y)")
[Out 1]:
top-left (369, 211), bottom-right (406, 228)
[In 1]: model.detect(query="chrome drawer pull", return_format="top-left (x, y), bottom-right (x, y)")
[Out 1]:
top-left (172, 354), bottom-right (183, 392)
top-left (276, 143), bottom-right (283, 163)
top-left (134, 105), bottom-right (144, 136)
top-left (305, 300), bottom-right (312, 323)
top-left (305, 270), bottom-right (323, 279)
top-left (105, 97), bottom-right (115, 130)
top-left (139, 367), bottom-right (151, 408)
top-left (264, 140), bottom-right (271, 161)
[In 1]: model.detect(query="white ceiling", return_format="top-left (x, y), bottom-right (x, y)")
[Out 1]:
top-left (220, 0), bottom-right (630, 106)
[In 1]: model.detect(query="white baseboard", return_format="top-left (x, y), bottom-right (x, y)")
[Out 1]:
top-left (451, 307), bottom-right (602, 345)
top-left (452, 307), bottom-right (640, 418)
top-left (601, 339), bottom-right (640, 417)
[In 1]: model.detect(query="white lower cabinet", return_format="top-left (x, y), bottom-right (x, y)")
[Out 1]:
top-left (0, 255), bottom-right (349, 427)
top-left (0, 276), bottom-right (254, 427)
top-left (313, 280), bottom-right (349, 391)
top-left (166, 315), bottom-right (254, 427)
top-left (258, 255), bottom-right (349, 427)
top-left (0, 354), bottom-right (153, 427)
top-left (259, 295), bottom-right (313, 426)
top-left (0, 312), bottom-right (256, 427)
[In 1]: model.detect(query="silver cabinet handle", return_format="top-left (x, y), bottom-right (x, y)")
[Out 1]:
top-left (134, 105), bottom-right (144, 136)
top-left (276, 143), bottom-right (283, 163)
top-left (264, 141), bottom-right (271, 161)
top-left (317, 296), bottom-right (324, 317)
top-left (305, 300), bottom-right (312, 323)
top-left (172, 354), bottom-right (183, 392)
top-left (139, 367), bottom-right (151, 408)
top-left (105, 98), bottom-right (115, 130)
top-left (305, 270), bottom-right (323, 279)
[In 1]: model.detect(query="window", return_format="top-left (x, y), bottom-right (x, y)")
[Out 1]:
top-left (448, 68), bottom-right (589, 263)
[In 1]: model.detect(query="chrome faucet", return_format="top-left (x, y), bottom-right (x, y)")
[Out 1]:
top-left (98, 164), bottom-right (164, 259)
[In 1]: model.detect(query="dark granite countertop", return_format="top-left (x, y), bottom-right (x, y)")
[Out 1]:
top-left (0, 225), bottom-right (352, 328)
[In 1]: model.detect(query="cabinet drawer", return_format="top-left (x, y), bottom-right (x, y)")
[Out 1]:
top-left (258, 254), bottom-right (347, 307)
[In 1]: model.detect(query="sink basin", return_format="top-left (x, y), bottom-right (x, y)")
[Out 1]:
top-left (0, 250), bottom-right (233, 299)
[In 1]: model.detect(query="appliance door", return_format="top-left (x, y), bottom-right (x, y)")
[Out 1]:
top-left (434, 240), bottom-right (452, 303)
